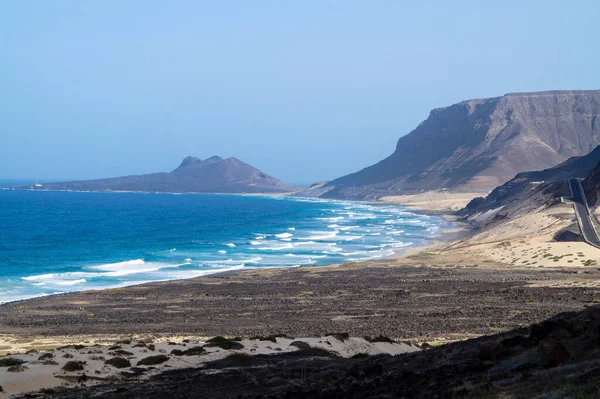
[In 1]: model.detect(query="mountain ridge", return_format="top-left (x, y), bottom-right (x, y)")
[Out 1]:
top-left (28, 156), bottom-right (295, 194)
top-left (317, 90), bottom-right (600, 200)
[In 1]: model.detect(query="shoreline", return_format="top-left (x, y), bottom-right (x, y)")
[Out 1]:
top-left (0, 191), bottom-right (462, 306)
top-left (3, 193), bottom-right (600, 397)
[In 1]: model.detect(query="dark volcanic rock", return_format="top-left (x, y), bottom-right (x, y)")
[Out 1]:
top-left (318, 90), bottom-right (600, 199)
top-left (30, 156), bottom-right (295, 194)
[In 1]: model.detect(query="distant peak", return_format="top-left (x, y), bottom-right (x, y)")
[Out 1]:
top-left (178, 156), bottom-right (202, 168)
top-left (206, 156), bottom-right (224, 162)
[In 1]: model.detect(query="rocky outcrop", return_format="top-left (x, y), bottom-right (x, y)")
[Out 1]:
top-left (32, 156), bottom-right (295, 194)
top-left (322, 90), bottom-right (600, 199)
top-left (460, 144), bottom-right (600, 217)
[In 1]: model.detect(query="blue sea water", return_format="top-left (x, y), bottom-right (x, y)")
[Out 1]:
top-left (0, 189), bottom-right (450, 303)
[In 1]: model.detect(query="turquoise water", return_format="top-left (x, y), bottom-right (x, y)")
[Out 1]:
top-left (0, 189), bottom-right (450, 303)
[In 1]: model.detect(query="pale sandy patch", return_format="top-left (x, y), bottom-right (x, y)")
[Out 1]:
top-left (443, 205), bottom-right (600, 267)
top-left (380, 191), bottom-right (486, 213)
top-left (0, 336), bottom-right (419, 398)
top-left (479, 241), bottom-right (600, 267)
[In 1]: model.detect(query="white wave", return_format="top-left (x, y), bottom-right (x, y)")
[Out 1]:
top-left (288, 227), bottom-right (296, 231)
top-left (55, 279), bottom-right (87, 286)
top-left (275, 232), bottom-right (293, 239)
top-left (184, 258), bottom-right (192, 263)
top-left (317, 216), bottom-right (345, 222)
top-left (87, 259), bottom-right (164, 277)
top-left (85, 259), bottom-right (187, 277)
top-left (207, 262), bottom-right (245, 268)
top-left (386, 230), bottom-right (405, 236)
top-left (218, 250), bottom-right (227, 254)
top-left (341, 251), bottom-right (368, 256)
top-left (257, 243), bottom-right (295, 251)
top-left (87, 259), bottom-right (144, 271)
top-left (300, 231), bottom-right (339, 240)
top-left (338, 235), bottom-right (363, 241)
top-left (226, 243), bottom-right (236, 247)
top-left (250, 241), bottom-right (262, 245)
top-left (22, 272), bottom-right (96, 286)
top-left (337, 225), bottom-right (360, 231)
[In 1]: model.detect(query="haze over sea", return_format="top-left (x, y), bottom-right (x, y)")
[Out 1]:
top-left (0, 188), bottom-right (449, 303)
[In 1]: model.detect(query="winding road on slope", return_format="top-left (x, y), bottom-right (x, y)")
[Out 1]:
top-left (568, 178), bottom-right (600, 247)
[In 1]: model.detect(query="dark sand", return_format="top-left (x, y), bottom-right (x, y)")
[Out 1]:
top-left (1, 251), bottom-right (598, 344)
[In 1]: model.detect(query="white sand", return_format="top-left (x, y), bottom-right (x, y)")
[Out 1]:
top-left (0, 336), bottom-right (419, 397)
top-left (380, 191), bottom-right (486, 213)
top-left (443, 205), bottom-right (600, 267)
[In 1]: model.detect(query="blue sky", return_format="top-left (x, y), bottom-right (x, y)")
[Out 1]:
top-left (1, 1), bottom-right (599, 184)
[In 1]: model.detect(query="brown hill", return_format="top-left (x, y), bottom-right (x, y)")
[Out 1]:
top-left (34, 156), bottom-right (295, 194)
top-left (320, 90), bottom-right (600, 199)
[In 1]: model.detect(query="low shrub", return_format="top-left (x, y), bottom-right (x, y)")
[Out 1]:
top-left (38, 353), bottom-right (54, 361)
top-left (249, 334), bottom-right (287, 343)
top-left (182, 346), bottom-right (205, 356)
top-left (204, 336), bottom-right (244, 350)
top-left (137, 355), bottom-right (169, 366)
top-left (326, 332), bottom-right (350, 341)
top-left (0, 357), bottom-right (25, 367)
top-left (364, 335), bottom-right (394, 344)
top-left (62, 361), bottom-right (85, 372)
top-left (108, 350), bottom-right (133, 357)
top-left (105, 357), bottom-right (131, 369)
top-left (7, 365), bottom-right (28, 372)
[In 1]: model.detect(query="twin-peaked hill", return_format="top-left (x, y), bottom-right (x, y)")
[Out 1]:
top-left (36, 156), bottom-right (295, 194)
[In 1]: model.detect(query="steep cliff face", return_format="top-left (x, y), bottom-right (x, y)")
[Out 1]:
top-left (36, 156), bottom-right (295, 194)
top-left (322, 90), bottom-right (600, 199)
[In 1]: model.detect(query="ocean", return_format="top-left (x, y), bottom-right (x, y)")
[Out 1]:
top-left (0, 189), bottom-right (450, 303)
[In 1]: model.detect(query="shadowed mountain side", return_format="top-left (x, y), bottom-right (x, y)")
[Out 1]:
top-left (583, 160), bottom-right (600, 208)
top-left (29, 156), bottom-right (296, 194)
top-left (459, 145), bottom-right (600, 217)
top-left (318, 90), bottom-right (600, 200)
